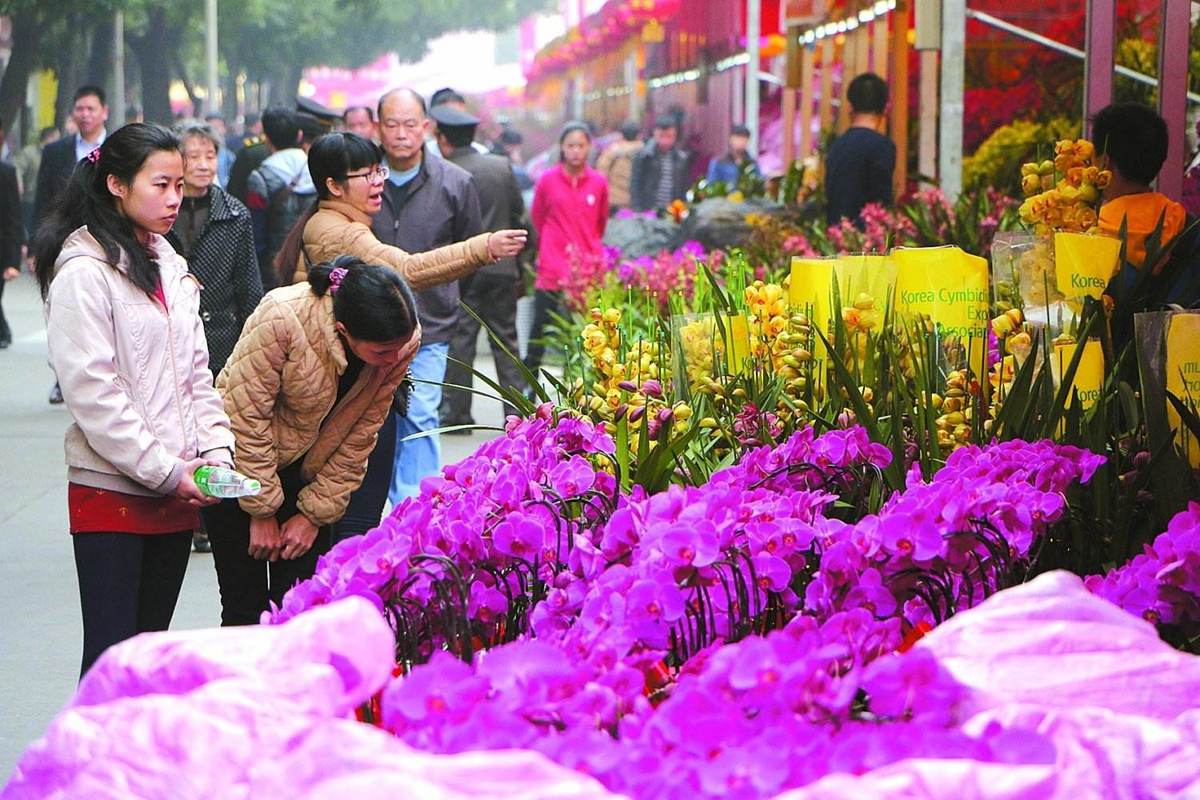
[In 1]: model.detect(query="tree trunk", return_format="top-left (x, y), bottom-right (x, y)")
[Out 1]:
top-left (172, 52), bottom-right (199, 116)
top-left (273, 62), bottom-right (303, 107)
top-left (53, 14), bottom-right (91, 126)
top-left (86, 15), bottom-right (115, 88)
top-left (0, 11), bottom-right (45, 138)
top-left (128, 8), bottom-right (176, 124)
top-left (221, 65), bottom-right (239, 122)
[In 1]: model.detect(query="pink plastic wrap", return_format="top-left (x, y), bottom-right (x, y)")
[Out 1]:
top-left (1, 597), bottom-right (619, 800)
top-left (916, 571), bottom-right (1200, 721)
top-left (5, 574), bottom-right (1200, 800)
top-left (777, 573), bottom-right (1200, 799)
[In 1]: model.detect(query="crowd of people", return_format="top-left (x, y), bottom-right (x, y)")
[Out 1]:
top-left (3, 70), bottom-right (1197, 679)
top-left (0, 74), bottom-right (897, 682)
top-left (6, 78), bottom-right (742, 677)
top-left (10, 83), bottom-right (531, 675)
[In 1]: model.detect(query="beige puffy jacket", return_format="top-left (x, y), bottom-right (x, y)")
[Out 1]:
top-left (291, 199), bottom-right (492, 286)
top-left (216, 282), bottom-right (410, 526)
top-left (596, 139), bottom-right (641, 209)
top-left (46, 226), bottom-right (234, 496)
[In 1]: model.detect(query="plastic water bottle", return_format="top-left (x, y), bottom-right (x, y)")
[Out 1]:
top-left (194, 466), bottom-right (261, 498)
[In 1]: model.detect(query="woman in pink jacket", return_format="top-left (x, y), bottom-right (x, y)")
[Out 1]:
top-left (35, 123), bottom-right (234, 676)
top-left (527, 121), bottom-right (608, 372)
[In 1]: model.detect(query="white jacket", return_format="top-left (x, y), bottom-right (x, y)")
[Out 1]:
top-left (46, 226), bottom-right (234, 497)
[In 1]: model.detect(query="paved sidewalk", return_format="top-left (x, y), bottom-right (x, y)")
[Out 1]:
top-left (0, 274), bottom-right (511, 779)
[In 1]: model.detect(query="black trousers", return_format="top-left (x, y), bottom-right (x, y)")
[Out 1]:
top-left (73, 530), bottom-right (192, 677)
top-left (442, 272), bottom-right (527, 423)
top-left (333, 410), bottom-right (397, 544)
top-left (0, 272), bottom-right (10, 342)
top-left (524, 289), bottom-right (564, 374)
top-left (201, 460), bottom-right (331, 626)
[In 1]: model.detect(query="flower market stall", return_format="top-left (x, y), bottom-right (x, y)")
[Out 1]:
top-left (5, 122), bottom-right (1200, 797)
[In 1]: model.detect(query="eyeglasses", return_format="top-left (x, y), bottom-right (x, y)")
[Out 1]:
top-left (346, 165), bottom-right (390, 184)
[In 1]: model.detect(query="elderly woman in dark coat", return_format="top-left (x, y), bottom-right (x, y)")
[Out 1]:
top-left (168, 120), bottom-right (263, 551)
top-left (168, 120), bottom-right (263, 377)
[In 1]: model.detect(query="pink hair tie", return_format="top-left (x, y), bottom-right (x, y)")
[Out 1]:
top-left (328, 266), bottom-right (348, 294)
top-left (85, 147), bottom-right (101, 164)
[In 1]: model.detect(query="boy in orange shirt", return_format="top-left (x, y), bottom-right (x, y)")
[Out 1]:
top-left (1095, 103), bottom-right (1199, 348)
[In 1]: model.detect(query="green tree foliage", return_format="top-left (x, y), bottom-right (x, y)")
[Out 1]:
top-left (216, 0), bottom-right (555, 108)
top-left (0, 0), bottom-right (553, 131)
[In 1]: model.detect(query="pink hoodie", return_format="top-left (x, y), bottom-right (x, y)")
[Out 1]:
top-left (530, 164), bottom-right (608, 291)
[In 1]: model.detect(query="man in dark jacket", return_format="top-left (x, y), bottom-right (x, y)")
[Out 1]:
top-left (375, 88), bottom-right (485, 502)
top-left (33, 85), bottom-right (108, 230)
top-left (33, 85), bottom-right (107, 402)
top-left (431, 104), bottom-right (527, 427)
top-left (225, 129), bottom-right (267, 203)
top-left (226, 108), bottom-right (296, 204)
top-left (0, 122), bottom-right (23, 348)
top-left (630, 115), bottom-right (690, 212)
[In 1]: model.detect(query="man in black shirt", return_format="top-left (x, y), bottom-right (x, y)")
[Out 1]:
top-left (824, 73), bottom-right (896, 227)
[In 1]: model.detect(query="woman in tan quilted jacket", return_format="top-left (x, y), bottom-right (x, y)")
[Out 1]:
top-left (203, 254), bottom-right (420, 625)
top-left (271, 132), bottom-right (527, 289)
top-left (269, 132), bottom-right (527, 543)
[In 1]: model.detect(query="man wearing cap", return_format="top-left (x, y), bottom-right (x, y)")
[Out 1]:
top-left (374, 87), bottom-right (486, 502)
top-left (296, 96), bottom-right (339, 131)
top-left (226, 111), bottom-right (273, 203)
top-left (429, 88), bottom-right (490, 156)
top-left (431, 104), bottom-right (528, 429)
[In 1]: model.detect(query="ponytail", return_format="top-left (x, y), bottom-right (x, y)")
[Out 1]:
top-left (34, 122), bottom-right (181, 300)
top-left (308, 254), bottom-right (418, 342)
top-left (272, 198), bottom-right (320, 286)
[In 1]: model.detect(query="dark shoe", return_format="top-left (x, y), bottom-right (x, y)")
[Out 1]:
top-left (441, 422), bottom-right (475, 435)
top-left (192, 530), bottom-right (212, 553)
top-left (0, 337), bottom-right (9, 349)
top-left (49, 382), bottom-right (64, 404)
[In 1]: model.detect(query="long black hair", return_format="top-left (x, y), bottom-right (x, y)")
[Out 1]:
top-left (307, 254), bottom-right (417, 343)
top-left (34, 122), bottom-right (181, 300)
top-left (274, 131), bottom-right (383, 286)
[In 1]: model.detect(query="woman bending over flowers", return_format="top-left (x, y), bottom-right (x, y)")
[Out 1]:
top-left (204, 255), bottom-right (420, 625)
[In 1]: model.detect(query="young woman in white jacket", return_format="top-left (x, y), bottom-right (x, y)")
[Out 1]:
top-left (34, 123), bottom-right (234, 676)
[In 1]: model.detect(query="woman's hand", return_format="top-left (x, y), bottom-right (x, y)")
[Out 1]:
top-left (279, 513), bottom-right (320, 560)
top-left (173, 457), bottom-right (224, 507)
top-left (486, 229), bottom-right (528, 260)
top-left (249, 515), bottom-right (283, 561)
top-left (3, 267), bottom-right (18, 281)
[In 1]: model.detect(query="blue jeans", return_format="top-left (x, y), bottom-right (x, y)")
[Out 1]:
top-left (390, 341), bottom-right (448, 503)
top-left (333, 411), bottom-right (396, 544)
